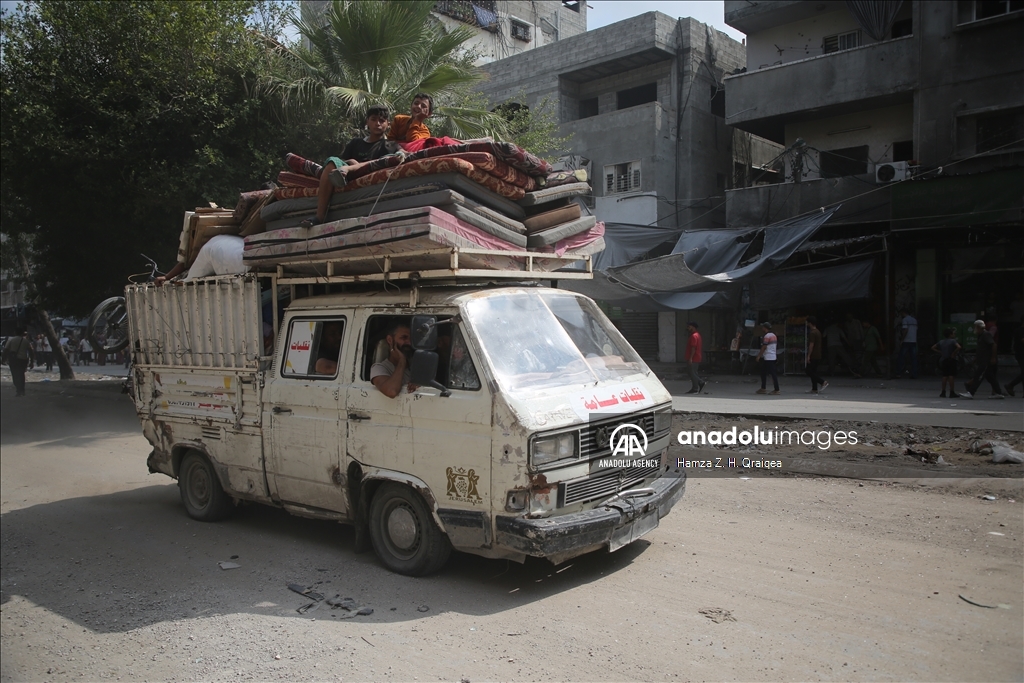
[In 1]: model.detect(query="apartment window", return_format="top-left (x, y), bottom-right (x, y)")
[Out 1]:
top-left (956, 106), bottom-right (1024, 155)
top-left (820, 145), bottom-right (869, 178)
top-left (892, 140), bottom-right (914, 162)
top-left (617, 83), bottom-right (657, 110)
top-left (710, 86), bottom-right (725, 117)
top-left (604, 161), bottom-right (641, 195)
top-left (957, 0), bottom-right (1024, 23)
top-left (510, 18), bottom-right (532, 42)
top-left (891, 18), bottom-right (913, 38)
top-left (822, 30), bottom-right (860, 53)
top-left (578, 97), bottom-right (598, 119)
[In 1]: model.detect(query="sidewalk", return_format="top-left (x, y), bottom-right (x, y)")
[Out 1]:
top-left (653, 363), bottom-right (1023, 431)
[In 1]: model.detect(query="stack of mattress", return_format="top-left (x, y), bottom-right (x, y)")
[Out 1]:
top-left (242, 141), bottom-right (602, 274)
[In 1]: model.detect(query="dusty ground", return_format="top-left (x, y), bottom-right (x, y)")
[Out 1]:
top-left (2, 381), bottom-right (1022, 682)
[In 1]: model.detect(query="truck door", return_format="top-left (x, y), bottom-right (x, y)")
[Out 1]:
top-left (346, 315), bottom-right (491, 520)
top-left (264, 316), bottom-right (348, 514)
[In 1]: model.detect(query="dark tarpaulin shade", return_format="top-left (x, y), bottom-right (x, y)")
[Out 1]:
top-left (592, 222), bottom-right (681, 271)
top-left (605, 207), bottom-right (840, 293)
top-left (845, 0), bottom-right (904, 41)
top-left (749, 259), bottom-right (875, 309)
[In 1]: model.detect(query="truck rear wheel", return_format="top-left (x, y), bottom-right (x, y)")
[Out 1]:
top-left (369, 483), bottom-right (451, 576)
top-left (179, 451), bottom-right (233, 521)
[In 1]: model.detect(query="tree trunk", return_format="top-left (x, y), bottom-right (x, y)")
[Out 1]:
top-left (18, 252), bottom-right (75, 380)
top-left (35, 307), bottom-right (76, 380)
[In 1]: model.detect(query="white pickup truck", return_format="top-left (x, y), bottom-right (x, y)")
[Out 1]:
top-left (127, 264), bottom-right (685, 575)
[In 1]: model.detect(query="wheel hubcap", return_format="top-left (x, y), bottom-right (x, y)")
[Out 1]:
top-left (386, 506), bottom-right (418, 550)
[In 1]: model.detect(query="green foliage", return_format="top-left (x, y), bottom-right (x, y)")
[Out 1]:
top-left (266, 0), bottom-right (508, 142)
top-left (488, 95), bottom-right (573, 162)
top-left (0, 0), bottom-right (302, 316)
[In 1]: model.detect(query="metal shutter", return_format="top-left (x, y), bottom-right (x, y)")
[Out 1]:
top-left (611, 311), bottom-right (659, 361)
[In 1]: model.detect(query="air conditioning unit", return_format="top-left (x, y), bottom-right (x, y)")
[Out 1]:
top-left (875, 160), bottom-right (910, 183)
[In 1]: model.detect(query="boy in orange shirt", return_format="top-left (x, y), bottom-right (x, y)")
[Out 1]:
top-left (387, 93), bottom-right (432, 142)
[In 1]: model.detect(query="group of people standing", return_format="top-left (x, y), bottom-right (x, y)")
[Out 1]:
top-left (685, 311), bottom-right (1024, 400)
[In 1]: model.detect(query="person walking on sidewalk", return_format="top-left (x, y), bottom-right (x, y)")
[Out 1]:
top-left (684, 321), bottom-right (705, 394)
top-left (755, 322), bottom-right (780, 395)
top-left (805, 316), bottom-right (828, 394)
top-left (3, 328), bottom-right (32, 396)
top-left (1005, 320), bottom-right (1024, 397)
top-left (965, 319), bottom-right (1005, 398)
top-left (895, 309), bottom-right (919, 378)
top-left (931, 327), bottom-right (963, 398)
top-left (861, 319), bottom-right (883, 376)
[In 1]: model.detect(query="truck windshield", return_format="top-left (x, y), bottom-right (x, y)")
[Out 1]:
top-left (464, 290), bottom-right (649, 394)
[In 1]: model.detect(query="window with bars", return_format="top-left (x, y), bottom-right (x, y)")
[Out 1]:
top-left (604, 161), bottom-right (642, 195)
top-left (510, 19), bottom-right (532, 41)
top-left (822, 30), bottom-right (860, 53)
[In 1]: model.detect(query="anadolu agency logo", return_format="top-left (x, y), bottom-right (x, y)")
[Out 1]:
top-left (610, 423), bottom-right (648, 457)
top-left (597, 423), bottom-right (660, 468)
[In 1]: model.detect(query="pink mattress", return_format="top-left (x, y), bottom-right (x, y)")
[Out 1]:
top-left (243, 206), bottom-right (595, 275)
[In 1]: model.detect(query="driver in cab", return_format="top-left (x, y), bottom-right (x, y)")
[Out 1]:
top-left (370, 321), bottom-right (418, 398)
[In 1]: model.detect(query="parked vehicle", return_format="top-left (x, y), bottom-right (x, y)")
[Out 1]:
top-left (126, 259), bottom-right (684, 575)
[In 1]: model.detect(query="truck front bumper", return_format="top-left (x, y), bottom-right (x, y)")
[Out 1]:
top-left (494, 471), bottom-right (686, 559)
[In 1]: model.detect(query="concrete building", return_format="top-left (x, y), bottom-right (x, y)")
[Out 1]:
top-left (300, 1), bottom-right (586, 64)
top-left (477, 12), bottom-right (761, 361)
top-left (723, 0), bottom-right (1024, 360)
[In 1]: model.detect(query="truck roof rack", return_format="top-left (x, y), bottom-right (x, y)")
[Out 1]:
top-left (252, 246), bottom-right (593, 286)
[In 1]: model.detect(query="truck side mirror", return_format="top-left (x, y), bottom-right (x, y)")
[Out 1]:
top-left (411, 315), bottom-right (437, 350)
top-left (410, 350), bottom-right (450, 397)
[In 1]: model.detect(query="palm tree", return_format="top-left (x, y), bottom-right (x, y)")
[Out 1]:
top-left (267, 0), bottom-right (507, 140)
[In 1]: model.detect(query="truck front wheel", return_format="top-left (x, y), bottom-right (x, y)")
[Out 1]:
top-left (369, 483), bottom-right (451, 576)
top-left (179, 451), bottom-right (234, 521)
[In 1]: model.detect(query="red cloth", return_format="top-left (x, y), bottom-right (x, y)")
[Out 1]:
top-left (686, 332), bottom-right (703, 363)
top-left (398, 137), bottom-right (463, 153)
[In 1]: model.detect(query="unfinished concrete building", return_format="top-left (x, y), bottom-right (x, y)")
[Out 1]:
top-left (723, 0), bottom-right (1023, 361)
top-left (477, 12), bottom-right (758, 360)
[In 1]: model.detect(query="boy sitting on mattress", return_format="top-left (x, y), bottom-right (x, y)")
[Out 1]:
top-left (387, 93), bottom-right (433, 143)
top-left (304, 105), bottom-right (396, 227)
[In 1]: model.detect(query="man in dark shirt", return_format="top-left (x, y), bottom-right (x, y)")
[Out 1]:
top-left (965, 319), bottom-right (1004, 398)
top-left (1004, 321), bottom-right (1024, 397)
top-left (805, 316), bottom-right (828, 394)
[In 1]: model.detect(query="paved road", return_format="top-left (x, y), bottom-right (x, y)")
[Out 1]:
top-left (2, 382), bottom-right (1021, 682)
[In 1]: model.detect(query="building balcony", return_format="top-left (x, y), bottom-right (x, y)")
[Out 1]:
top-left (725, 0), bottom-right (822, 34)
top-left (724, 36), bottom-right (915, 143)
top-left (725, 176), bottom-right (892, 229)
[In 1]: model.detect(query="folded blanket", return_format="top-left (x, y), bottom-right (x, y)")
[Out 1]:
top-left (277, 171), bottom-right (320, 189)
top-left (346, 157), bottom-right (526, 200)
top-left (265, 174), bottom-right (527, 221)
top-left (350, 140), bottom-right (553, 179)
top-left (344, 151), bottom-right (536, 190)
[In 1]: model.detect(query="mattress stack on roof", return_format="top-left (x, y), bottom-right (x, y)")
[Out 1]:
top-left (242, 141), bottom-right (601, 275)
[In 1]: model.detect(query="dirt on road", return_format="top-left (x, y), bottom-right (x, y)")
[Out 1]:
top-left (1, 381), bottom-right (1022, 682)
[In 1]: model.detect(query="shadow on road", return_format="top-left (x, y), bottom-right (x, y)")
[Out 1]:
top-left (1, 482), bottom-right (651, 634)
top-left (0, 381), bottom-right (139, 447)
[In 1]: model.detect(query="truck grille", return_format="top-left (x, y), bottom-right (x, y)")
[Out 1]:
top-left (560, 461), bottom-right (662, 506)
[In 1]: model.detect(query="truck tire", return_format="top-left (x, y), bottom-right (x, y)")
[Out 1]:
top-left (178, 451), bottom-right (234, 522)
top-left (368, 483), bottom-right (451, 576)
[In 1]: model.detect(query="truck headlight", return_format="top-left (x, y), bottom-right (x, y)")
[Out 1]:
top-left (654, 407), bottom-right (672, 434)
top-left (530, 432), bottom-right (577, 469)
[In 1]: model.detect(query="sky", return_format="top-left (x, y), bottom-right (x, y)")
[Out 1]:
top-left (586, 1), bottom-right (745, 42)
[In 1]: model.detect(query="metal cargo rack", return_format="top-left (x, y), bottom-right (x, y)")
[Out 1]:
top-left (255, 246), bottom-right (593, 284)
top-left (253, 245), bottom-right (594, 333)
